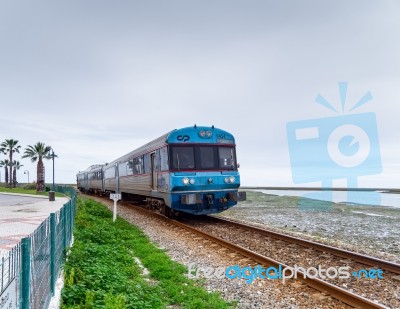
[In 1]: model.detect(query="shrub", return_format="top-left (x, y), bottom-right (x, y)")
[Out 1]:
top-left (23, 182), bottom-right (37, 190)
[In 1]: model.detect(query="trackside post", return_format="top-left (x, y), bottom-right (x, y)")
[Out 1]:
top-left (110, 194), bottom-right (121, 222)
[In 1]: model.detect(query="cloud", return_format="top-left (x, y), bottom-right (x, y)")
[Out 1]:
top-left (0, 1), bottom-right (399, 187)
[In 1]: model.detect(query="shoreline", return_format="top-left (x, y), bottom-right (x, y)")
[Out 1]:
top-left (242, 186), bottom-right (400, 194)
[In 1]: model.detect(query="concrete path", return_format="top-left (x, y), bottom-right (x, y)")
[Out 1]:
top-left (0, 192), bottom-right (69, 257)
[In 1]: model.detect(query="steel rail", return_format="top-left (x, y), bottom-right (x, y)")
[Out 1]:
top-left (128, 204), bottom-right (387, 309)
top-left (207, 216), bottom-right (400, 275)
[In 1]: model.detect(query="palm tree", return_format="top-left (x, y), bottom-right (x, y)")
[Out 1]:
top-left (0, 139), bottom-right (21, 188)
top-left (22, 142), bottom-right (53, 192)
top-left (12, 161), bottom-right (23, 187)
top-left (0, 160), bottom-right (10, 185)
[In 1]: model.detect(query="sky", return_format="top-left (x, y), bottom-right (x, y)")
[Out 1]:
top-left (0, 1), bottom-right (399, 188)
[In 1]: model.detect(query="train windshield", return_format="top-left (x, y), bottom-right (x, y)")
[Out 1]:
top-left (170, 145), bottom-right (236, 171)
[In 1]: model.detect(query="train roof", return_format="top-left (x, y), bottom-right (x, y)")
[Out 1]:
top-left (166, 125), bottom-right (235, 145)
top-left (77, 164), bottom-right (104, 175)
top-left (92, 125), bottom-right (236, 169)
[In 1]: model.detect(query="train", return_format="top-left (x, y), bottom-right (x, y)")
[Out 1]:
top-left (77, 125), bottom-right (246, 216)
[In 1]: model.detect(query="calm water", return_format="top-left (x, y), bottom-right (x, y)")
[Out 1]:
top-left (254, 189), bottom-right (400, 208)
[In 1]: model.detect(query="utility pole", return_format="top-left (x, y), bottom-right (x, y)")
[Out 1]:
top-left (50, 150), bottom-right (56, 191)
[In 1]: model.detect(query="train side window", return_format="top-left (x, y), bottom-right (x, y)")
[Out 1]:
top-left (218, 147), bottom-right (236, 170)
top-left (144, 154), bottom-right (150, 174)
top-left (127, 159), bottom-right (134, 175)
top-left (132, 157), bottom-right (144, 174)
top-left (104, 167), bottom-right (115, 179)
top-left (160, 147), bottom-right (169, 171)
top-left (119, 162), bottom-right (128, 177)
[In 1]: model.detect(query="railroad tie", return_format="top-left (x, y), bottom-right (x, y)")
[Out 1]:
top-left (320, 253), bottom-right (332, 259)
top-left (340, 259), bottom-right (354, 264)
top-left (291, 282), bottom-right (306, 289)
top-left (392, 275), bottom-right (400, 282)
top-left (311, 292), bottom-right (331, 301)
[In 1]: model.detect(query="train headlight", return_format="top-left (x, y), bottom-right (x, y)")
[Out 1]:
top-left (182, 177), bottom-right (189, 185)
top-left (189, 178), bottom-right (195, 184)
top-left (224, 176), bottom-right (235, 183)
top-left (199, 130), bottom-right (212, 138)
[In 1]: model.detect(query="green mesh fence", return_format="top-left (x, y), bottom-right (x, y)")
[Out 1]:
top-left (19, 186), bottom-right (77, 309)
top-left (29, 219), bottom-right (51, 309)
top-left (0, 244), bottom-right (20, 295)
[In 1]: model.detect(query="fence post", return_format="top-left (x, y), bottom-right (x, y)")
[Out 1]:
top-left (50, 213), bottom-right (56, 296)
top-left (63, 205), bottom-right (67, 250)
top-left (70, 199), bottom-right (74, 243)
top-left (20, 237), bottom-right (31, 309)
top-left (1, 256), bottom-right (4, 291)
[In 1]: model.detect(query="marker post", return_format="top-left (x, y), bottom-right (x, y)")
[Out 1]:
top-left (109, 193), bottom-right (121, 222)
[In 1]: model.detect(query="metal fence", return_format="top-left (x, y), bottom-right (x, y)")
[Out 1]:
top-left (0, 244), bottom-right (20, 295)
top-left (0, 186), bottom-right (77, 309)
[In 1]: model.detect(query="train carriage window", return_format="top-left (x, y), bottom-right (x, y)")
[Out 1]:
top-left (104, 167), bottom-right (115, 179)
top-left (218, 147), bottom-right (236, 170)
top-left (132, 157), bottom-right (144, 174)
top-left (144, 155), bottom-right (150, 174)
top-left (119, 162), bottom-right (127, 177)
top-left (171, 146), bottom-right (194, 170)
top-left (127, 159), bottom-right (134, 175)
top-left (160, 147), bottom-right (169, 171)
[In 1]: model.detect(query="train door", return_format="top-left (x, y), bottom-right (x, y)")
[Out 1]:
top-left (101, 169), bottom-right (105, 192)
top-left (115, 162), bottom-right (119, 193)
top-left (151, 153), bottom-right (157, 190)
top-left (84, 173), bottom-right (88, 191)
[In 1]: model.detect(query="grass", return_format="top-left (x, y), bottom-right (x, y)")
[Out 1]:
top-left (61, 198), bottom-right (234, 309)
top-left (0, 186), bottom-right (64, 197)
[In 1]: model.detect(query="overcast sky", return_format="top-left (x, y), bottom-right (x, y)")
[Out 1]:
top-left (0, 1), bottom-right (399, 188)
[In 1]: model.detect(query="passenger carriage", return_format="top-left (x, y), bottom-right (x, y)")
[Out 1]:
top-left (77, 125), bottom-right (246, 215)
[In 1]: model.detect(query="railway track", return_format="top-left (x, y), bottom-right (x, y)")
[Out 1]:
top-left (125, 204), bottom-right (390, 308)
top-left (206, 216), bottom-right (400, 275)
top-left (83, 194), bottom-right (397, 308)
top-left (183, 215), bottom-right (399, 308)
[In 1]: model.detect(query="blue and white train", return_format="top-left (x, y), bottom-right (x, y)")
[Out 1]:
top-left (77, 125), bottom-right (246, 216)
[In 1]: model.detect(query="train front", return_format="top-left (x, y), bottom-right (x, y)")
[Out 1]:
top-left (167, 126), bottom-right (246, 215)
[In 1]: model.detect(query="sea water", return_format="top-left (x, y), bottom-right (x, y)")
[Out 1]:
top-left (253, 189), bottom-right (400, 208)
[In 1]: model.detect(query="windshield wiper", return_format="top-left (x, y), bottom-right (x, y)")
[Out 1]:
top-left (176, 154), bottom-right (180, 171)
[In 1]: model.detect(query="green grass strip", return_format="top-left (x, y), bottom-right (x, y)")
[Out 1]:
top-left (61, 198), bottom-right (234, 309)
top-left (0, 186), bottom-right (64, 197)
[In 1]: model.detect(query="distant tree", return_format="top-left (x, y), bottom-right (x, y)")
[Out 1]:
top-left (0, 140), bottom-right (21, 188)
top-left (22, 142), bottom-right (52, 191)
top-left (12, 161), bottom-right (23, 187)
top-left (0, 159), bottom-right (10, 185)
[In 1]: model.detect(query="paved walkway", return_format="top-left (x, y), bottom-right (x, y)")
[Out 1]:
top-left (0, 192), bottom-right (69, 257)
